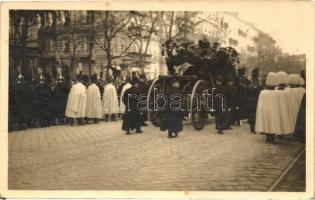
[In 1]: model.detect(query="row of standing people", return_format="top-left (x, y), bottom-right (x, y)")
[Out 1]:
top-left (255, 72), bottom-right (305, 144)
top-left (65, 74), bottom-right (150, 129)
top-left (9, 70), bottom-right (149, 131)
top-left (9, 73), bottom-right (70, 130)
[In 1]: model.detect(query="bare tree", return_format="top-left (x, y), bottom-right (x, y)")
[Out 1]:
top-left (127, 11), bottom-right (163, 68)
top-left (160, 11), bottom-right (175, 41)
top-left (94, 11), bottom-right (135, 79)
top-left (66, 16), bottom-right (86, 79)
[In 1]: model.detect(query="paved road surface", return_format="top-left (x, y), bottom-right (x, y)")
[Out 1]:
top-left (9, 121), bottom-right (304, 191)
top-left (276, 152), bottom-right (305, 191)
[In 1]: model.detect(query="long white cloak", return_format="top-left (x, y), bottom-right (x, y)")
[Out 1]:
top-left (65, 82), bottom-right (87, 118)
top-left (255, 90), bottom-right (282, 134)
top-left (85, 83), bottom-right (103, 119)
top-left (119, 83), bottom-right (132, 114)
top-left (102, 83), bottom-right (119, 115)
top-left (276, 88), bottom-right (295, 134)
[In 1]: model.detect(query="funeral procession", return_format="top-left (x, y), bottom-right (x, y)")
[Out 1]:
top-left (7, 10), bottom-right (307, 191)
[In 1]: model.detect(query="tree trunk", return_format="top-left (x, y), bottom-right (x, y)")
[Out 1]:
top-left (168, 12), bottom-right (174, 40)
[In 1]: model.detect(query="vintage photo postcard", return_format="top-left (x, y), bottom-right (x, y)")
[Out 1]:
top-left (0, 0), bottom-right (314, 199)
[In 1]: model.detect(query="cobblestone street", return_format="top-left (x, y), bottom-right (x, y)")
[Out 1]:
top-left (8, 120), bottom-right (304, 191)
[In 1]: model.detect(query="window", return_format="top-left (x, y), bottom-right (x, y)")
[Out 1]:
top-left (49, 39), bottom-right (54, 52)
top-left (229, 38), bottom-right (238, 46)
top-left (87, 11), bottom-right (95, 24)
top-left (238, 29), bottom-right (247, 38)
top-left (83, 37), bottom-right (87, 51)
top-left (65, 40), bottom-right (70, 53)
top-left (247, 45), bottom-right (255, 52)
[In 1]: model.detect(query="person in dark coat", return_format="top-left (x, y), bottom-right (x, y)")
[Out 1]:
top-left (122, 77), bottom-right (143, 134)
top-left (213, 75), bottom-right (230, 134)
top-left (138, 74), bottom-right (149, 126)
top-left (246, 84), bottom-right (261, 133)
top-left (12, 73), bottom-right (33, 130)
top-left (52, 76), bottom-right (69, 124)
top-left (32, 74), bottom-right (53, 127)
top-left (246, 68), bottom-right (261, 133)
top-left (227, 79), bottom-right (238, 128)
top-left (294, 93), bottom-right (305, 143)
top-left (160, 80), bottom-right (185, 138)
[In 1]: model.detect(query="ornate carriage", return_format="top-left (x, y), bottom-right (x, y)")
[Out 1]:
top-left (147, 39), bottom-right (239, 131)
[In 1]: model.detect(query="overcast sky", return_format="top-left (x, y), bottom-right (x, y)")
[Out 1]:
top-left (229, 1), bottom-right (313, 55)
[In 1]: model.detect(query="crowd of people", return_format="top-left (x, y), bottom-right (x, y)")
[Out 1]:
top-left (9, 65), bottom-right (306, 144)
top-left (9, 66), bottom-right (150, 132)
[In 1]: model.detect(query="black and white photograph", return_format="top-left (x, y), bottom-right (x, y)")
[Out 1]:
top-left (0, 0), bottom-right (314, 198)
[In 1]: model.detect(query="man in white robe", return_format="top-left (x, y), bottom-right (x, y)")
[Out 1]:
top-left (65, 75), bottom-right (88, 125)
top-left (102, 79), bottom-right (119, 121)
top-left (85, 74), bottom-right (102, 123)
top-left (255, 72), bottom-right (281, 143)
top-left (276, 71), bottom-right (295, 136)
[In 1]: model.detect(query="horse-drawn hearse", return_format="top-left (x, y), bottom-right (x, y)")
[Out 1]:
top-left (147, 38), bottom-right (240, 131)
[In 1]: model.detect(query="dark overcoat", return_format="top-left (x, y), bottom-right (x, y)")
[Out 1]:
top-left (32, 82), bottom-right (53, 120)
top-left (213, 83), bottom-right (230, 130)
top-left (12, 81), bottom-right (33, 123)
top-left (52, 81), bottom-right (69, 119)
top-left (160, 87), bottom-right (185, 133)
top-left (121, 86), bottom-right (142, 131)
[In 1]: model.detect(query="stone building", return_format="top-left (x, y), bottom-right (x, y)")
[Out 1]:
top-left (9, 10), bottom-right (161, 82)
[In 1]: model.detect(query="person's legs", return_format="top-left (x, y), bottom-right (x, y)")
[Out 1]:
top-left (111, 114), bottom-right (117, 121)
top-left (168, 130), bottom-right (173, 138)
top-left (270, 134), bottom-right (276, 143)
top-left (104, 114), bottom-right (109, 122)
top-left (94, 118), bottom-right (99, 123)
top-left (266, 134), bottom-right (271, 142)
top-left (249, 122), bottom-right (255, 133)
top-left (136, 126), bottom-right (143, 133)
top-left (215, 112), bottom-right (224, 134)
top-left (174, 131), bottom-right (178, 138)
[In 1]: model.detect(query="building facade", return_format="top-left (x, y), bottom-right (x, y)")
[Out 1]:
top-left (9, 10), bottom-right (162, 82)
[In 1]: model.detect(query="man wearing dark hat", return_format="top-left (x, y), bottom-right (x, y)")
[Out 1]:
top-left (160, 80), bottom-right (185, 138)
top-left (213, 74), bottom-right (230, 134)
top-left (138, 74), bottom-right (149, 126)
top-left (32, 73), bottom-right (53, 127)
top-left (52, 70), bottom-right (69, 125)
top-left (122, 77), bottom-right (143, 134)
top-left (12, 71), bottom-right (33, 130)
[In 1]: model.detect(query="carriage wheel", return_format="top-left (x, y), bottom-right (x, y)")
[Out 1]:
top-left (190, 80), bottom-right (208, 131)
top-left (147, 78), bottom-right (161, 126)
